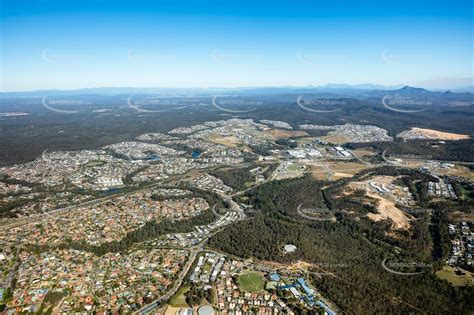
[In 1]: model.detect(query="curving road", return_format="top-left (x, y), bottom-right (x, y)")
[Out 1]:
top-left (137, 189), bottom-right (247, 314)
top-left (138, 248), bottom-right (200, 315)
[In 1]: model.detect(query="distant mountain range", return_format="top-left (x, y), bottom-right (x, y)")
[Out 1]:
top-left (449, 86), bottom-right (474, 93)
top-left (1, 84), bottom-right (473, 100)
top-left (313, 83), bottom-right (405, 90)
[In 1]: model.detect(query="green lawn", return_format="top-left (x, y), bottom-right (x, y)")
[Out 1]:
top-left (203, 261), bottom-right (213, 273)
top-left (287, 164), bottom-right (304, 172)
top-left (436, 266), bottom-right (473, 287)
top-left (169, 286), bottom-right (190, 307)
top-left (237, 272), bottom-right (265, 292)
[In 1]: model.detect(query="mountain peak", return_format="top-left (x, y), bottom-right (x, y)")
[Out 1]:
top-left (398, 85), bottom-right (427, 92)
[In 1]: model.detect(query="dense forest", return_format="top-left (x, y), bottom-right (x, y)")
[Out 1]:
top-left (208, 168), bottom-right (474, 314)
top-left (210, 166), bottom-right (258, 190)
top-left (1, 93), bottom-right (473, 166)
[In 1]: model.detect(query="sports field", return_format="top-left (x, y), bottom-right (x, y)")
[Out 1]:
top-left (237, 272), bottom-right (265, 292)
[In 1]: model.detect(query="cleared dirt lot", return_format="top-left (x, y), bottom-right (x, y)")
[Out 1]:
top-left (411, 127), bottom-right (470, 140)
top-left (365, 192), bottom-right (411, 230)
top-left (265, 129), bottom-right (309, 139)
top-left (207, 134), bottom-right (241, 147)
top-left (347, 176), bottom-right (412, 230)
top-left (307, 161), bottom-right (370, 180)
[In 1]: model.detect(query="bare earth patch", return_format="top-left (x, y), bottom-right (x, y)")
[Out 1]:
top-left (262, 260), bottom-right (315, 271)
top-left (411, 127), bottom-right (470, 140)
top-left (365, 192), bottom-right (411, 230)
top-left (347, 176), bottom-right (412, 230)
top-left (306, 161), bottom-right (370, 180)
top-left (165, 306), bottom-right (186, 315)
top-left (207, 134), bottom-right (241, 147)
top-left (265, 129), bottom-right (309, 139)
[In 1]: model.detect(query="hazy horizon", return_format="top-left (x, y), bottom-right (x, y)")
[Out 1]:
top-left (1, 81), bottom-right (473, 94)
top-left (1, 0), bottom-right (472, 91)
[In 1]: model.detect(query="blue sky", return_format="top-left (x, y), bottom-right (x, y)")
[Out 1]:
top-left (1, 0), bottom-right (472, 91)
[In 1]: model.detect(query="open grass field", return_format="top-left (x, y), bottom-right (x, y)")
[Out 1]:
top-left (169, 286), bottom-right (190, 307)
top-left (436, 266), bottom-right (474, 287)
top-left (351, 148), bottom-right (376, 158)
top-left (391, 158), bottom-right (474, 181)
top-left (432, 165), bottom-right (474, 181)
top-left (287, 163), bottom-right (305, 172)
top-left (319, 134), bottom-right (350, 144)
top-left (237, 271), bottom-right (265, 292)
